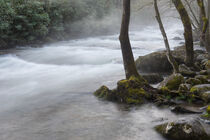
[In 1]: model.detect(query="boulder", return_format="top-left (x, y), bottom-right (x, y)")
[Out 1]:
top-left (94, 76), bottom-right (152, 105)
top-left (185, 78), bottom-right (202, 86)
top-left (136, 51), bottom-right (172, 73)
top-left (116, 76), bottom-right (149, 104)
top-left (136, 46), bottom-right (207, 73)
top-left (155, 119), bottom-right (209, 140)
top-left (142, 73), bottom-right (164, 84)
top-left (205, 60), bottom-right (210, 70)
top-left (200, 91), bottom-right (210, 103)
top-left (195, 75), bottom-right (209, 84)
top-left (159, 74), bottom-right (184, 90)
top-left (179, 64), bottom-right (196, 77)
top-left (94, 85), bottom-right (116, 101)
top-left (171, 105), bottom-right (203, 114)
top-left (190, 84), bottom-right (210, 94)
top-left (178, 84), bottom-right (192, 92)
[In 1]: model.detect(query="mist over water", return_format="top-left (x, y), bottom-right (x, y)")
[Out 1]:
top-left (0, 20), bottom-right (186, 140)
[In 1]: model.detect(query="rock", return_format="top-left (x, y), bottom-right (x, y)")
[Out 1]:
top-left (159, 74), bottom-right (184, 90)
top-left (204, 60), bottom-right (210, 70)
top-left (171, 105), bottom-right (203, 114)
top-left (142, 73), bottom-right (164, 84)
top-left (155, 119), bottom-right (209, 140)
top-left (94, 85), bottom-right (116, 101)
top-left (136, 46), bottom-right (186, 73)
top-left (179, 64), bottom-right (196, 77)
top-left (199, 70), bottom-right (208, 75)
top-left (195, 75), bottom-right (209, 84)
top-left (186, 78), bottom-right (202, 86)
top-left (178, 84), bottom-right (192, 92)
top-left (200, 91), bottom-right (210, 103)
top-left (190, 84), bottom-right (210, 94)
top-left (116, 76), bottom-right (149, 104)
top-left (196, 54), bottom-right (207, 62)
top-left (136, 51), bottom-right (172, 73)
top-left (173, 37), bottom-right (182, 40)
top-left (136, 46), bottom-right (206, 73)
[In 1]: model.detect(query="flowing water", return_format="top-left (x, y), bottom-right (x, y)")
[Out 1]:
top-left (0, 24), bottom-right (195, 140)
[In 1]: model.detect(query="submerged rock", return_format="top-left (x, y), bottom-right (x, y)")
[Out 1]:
top-left (159, 74), bottom-right (184, 90)
top-left (155, 119), bottom-right (209, 140)
top-left (142, 73), bottom-right (164, 84)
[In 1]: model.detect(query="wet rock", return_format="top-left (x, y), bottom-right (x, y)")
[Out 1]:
top-left (171, 105), bottom-right (203, 114)
top-left (178, 84), bottom-right (192, 92)
top-left (204, 60), bottom-right (210, 70)
top-left (136, 51), bottom-right (172, 73)
top-left (185, 78), bottom-right (202, 86)
top-left (200, 91), bottom-right (210, 103)
top-left (155, 119), bottom-right (209, 140)
top-left (179, 64), bottom-right (196, 77)
top-left (173, 37), bottom-right (182, 40)
top-left (190, 84), bottom-right (210, 94)
top-left (94, 85), bottom-right (116, 101)
top-left (116, 76), bottom-right (149, 104)
top-left (196, 54), bottom-right (207, 62)
top-left (136, 46), bottom-right (186, 73)
top-left (159, 74), bottom-right (184, 90)
top-left (199, 70), bottom-right (208, 75)
top-left (195, 75), bottom-right (209, 84)
top-left (142, 73), bottom-right (164, 84)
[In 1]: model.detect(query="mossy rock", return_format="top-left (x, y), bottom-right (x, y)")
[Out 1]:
top-left (94, 76), bottom-right (150, 105)
top-left (116, 76), bottom-right (149, 104)
top-left (205, 60), bottom-right (210, 70)
top-left (178, 84), bottom-right (192, 92)
top-left (155, 119), bottom-right (209, 140)
top-left (179, 64), bottom-right (196, 77)
top-left (186, 78), bottom-right (202, 86)
top-left (195, 75), bottom-right (209, 84)
top-left (190, 84), bottom-right (210, 94)
top-left (94, 85), bottom-right (116, 101)
top-left (159, 74), bottom-right (184, 90)
top-left (200, 91), bottom-right (210, 103)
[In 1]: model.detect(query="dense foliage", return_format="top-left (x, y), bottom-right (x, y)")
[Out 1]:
top-left (0, 0), bottom-right (115, 48)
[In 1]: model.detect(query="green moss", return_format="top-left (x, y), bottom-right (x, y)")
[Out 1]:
top-left (160, 86), bottom-right (170, 94)
top-left (165, 74), bottom-right (184, 90)
top-left (190, 87), bottom-right (199, 93)
top-left (207, 106), bottom-right (210, 114)
top-left (186, 78), bottom-right (202, 86)
top-left (94, 85), bottom-right (113, 100)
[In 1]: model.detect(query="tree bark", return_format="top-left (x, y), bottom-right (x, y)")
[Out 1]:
top-left (172, 0), bottom-right (194, 66)
top-left (206, 0), bottom-right (210, 58)
top-left (197, 0), bottom-right (208, 48)
top-left (119, 0), bottom-right (140, 79)
top-left (154, 0), bottom-right (179, 73)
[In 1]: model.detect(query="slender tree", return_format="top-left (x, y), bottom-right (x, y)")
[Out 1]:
top-left (197, 0), bottom-right (208, 47)
top-left (206, 0), bottom-right (210, 58)
top-left (119, 0), bottom-right (140, 79)
top-left (172, 0), bottom-right (194, 66)
top-left (154, 0), bottom-right (179, 73)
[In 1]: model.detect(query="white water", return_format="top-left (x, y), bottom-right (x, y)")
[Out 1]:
top-left (0, 23), bottom-right (188, 140)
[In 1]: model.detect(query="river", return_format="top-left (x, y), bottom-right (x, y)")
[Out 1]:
top-left (0, 23), bottom-right (195, 140)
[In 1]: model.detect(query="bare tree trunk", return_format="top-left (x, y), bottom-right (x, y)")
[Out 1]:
top-left (172, 0), bottom-right (194, 66)
top-left (154, 0), bottom-right (179, 73)
top-left (197, 0), bottom-right (208, 48)
top-left (206, 0), bottom-right (210, 58)
top-left (119, 0), bottom-right (140, 79)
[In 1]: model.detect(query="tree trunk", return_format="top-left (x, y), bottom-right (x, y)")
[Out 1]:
top-left (206, 0), bottom-right (210, 58)
top-left (172, 0), bottom-right (194, 66)
top-left (197, 0), bottom-right (208, 48)
top-left (119, 0), bottom-right (140, 79)
top-left (154, 0), bottom-right (179, 73)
